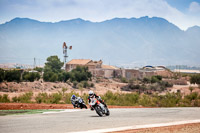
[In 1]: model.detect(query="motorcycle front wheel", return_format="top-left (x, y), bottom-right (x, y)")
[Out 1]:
top-left (95, 106), bottom-right (103, 117)
top-left (105, 107), bottom-right (110, 116)
top-left (82, 104), bottom-right (87, 109)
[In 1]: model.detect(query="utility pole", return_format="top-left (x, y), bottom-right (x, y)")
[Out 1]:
top-left (63, 42), bottom-right (72, 70)
top-left (34, 57), bottom-right (36, 68)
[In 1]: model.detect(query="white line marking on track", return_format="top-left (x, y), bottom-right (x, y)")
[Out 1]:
top-left (43, 109), bottom-right (83, 114)
top-left (70, 119), bottom-right (200, 133)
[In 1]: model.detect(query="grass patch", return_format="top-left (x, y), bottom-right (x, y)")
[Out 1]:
top-left (0, 109), bottom-right (62, 116)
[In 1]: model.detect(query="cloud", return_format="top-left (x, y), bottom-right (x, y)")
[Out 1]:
top-left (189, 1), bottom-right (200, 13)
top-left (0, 0), bottom-right (200, 30)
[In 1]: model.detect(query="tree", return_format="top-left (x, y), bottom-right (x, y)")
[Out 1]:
top-left (4, 70), bottom-right (21, 82)
top-left (190, 74), bottom-right (200, 88)
top-left (34, 67), bottom-right (43, 72)
top-left (43, 56), bottom-right (64, 82)
top-left (0, 68), bottom-right (4, 82)
top-left (69, 66), bottom-right (92, 82)
top-left (44, 56), bottom-right (63, 73)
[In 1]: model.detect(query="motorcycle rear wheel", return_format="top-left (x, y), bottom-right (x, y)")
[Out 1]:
top-left (83, 104), bottom-right (87, 109)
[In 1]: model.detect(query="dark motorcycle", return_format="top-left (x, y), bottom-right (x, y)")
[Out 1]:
top-left (89, 97), bottom-right (110, 117)
top-left (74, 98), bottom-right (87, 109)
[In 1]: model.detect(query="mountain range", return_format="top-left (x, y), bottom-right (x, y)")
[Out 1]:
top-left (0, 17), bottom-right (200, 67)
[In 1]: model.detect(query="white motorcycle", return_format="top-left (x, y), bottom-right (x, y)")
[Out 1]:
top-left (89, 97), bottom-right (110, 117)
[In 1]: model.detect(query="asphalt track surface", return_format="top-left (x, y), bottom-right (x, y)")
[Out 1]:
top-left (1, 108), bottom-right (200, 133)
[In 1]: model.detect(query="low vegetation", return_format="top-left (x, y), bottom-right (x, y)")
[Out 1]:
top-left (101, 91), bottom-right (200, 107)
top-left (1, 91), bottom-right (200, 107)
top-left (0, 68), bottom-right (40, 82)
top-left (121, 76), bottom-right (173, 93)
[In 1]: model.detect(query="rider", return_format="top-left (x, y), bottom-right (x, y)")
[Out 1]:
top-left (88, 90), bottom-right (104, 110)
top-left (71, 95), bottom-right (79, 108)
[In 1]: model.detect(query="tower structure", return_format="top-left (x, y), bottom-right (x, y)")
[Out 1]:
top-left (63, 42), bottom-right (72, 69)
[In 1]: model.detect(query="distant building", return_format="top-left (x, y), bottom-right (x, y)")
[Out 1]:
top-left (173, 69), bottom-right (200, 74)
top-left (65, 59), bottom-right (102, 72)
top-left (90, 64), bottom-right (119, 78)
top-left (66, 60), bottom-right (173, 79)
top-left (65, 59), bottom-right (120, 78)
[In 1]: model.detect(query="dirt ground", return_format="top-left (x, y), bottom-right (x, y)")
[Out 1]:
top-left (0, 80), bottom-right (129, 99)
top-left (0, 80), bottom-right (199, 100)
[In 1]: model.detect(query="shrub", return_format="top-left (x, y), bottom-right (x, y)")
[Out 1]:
top-left (50, 93), bottom-right (62, 104)
top-left (35, 93), bottom-right (49, 103)
top-left (159, 81), bottom-right (173, 88)
top-left (90, 83), bottom-right (94, 87)
top-left (34, 67), bottom-right (43, 72)
top-left (23, 72), bottom-right (40, 82)
top-left (190, 74), bottom-right (200, 85)
top-left (12, 92), bottom-right (33, 103)
top-left (101, 91), bottom-right (140, 106)
top-left (4, 70), bottom-right (21, 82)
top-left (185, 92), bottom-right (198, 101)
top-left (0, 68), bottom-right (5, 82)
top-left (81, 81), bottom-right (90, 88)
top-left (138, 94), bottom-right (152, 106)
top-left (69, 66), bottom-right (92, 82)
top-left (0, 94), bottom-right (10, 103)
top-left (156, 93), bottom-right (181, 107)
top-left (73, 81), bottom-right (78, 88)
top-left (121, 77), bottom-right (128, 83)
top-left (35, 92), bottom-right (62, 104)
top-left (143, 77), bottom-right (151, 83)
top-left (151, 76), bottom-right (160, 83)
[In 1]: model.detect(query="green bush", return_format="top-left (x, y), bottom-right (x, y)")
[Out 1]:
top-left (190, 74), bottom-right (200, 85)
top-left (34, 67), bottom-right (43, 72)
top-left (4, 70), bottom-right (21, 82)
top-left (143, 76), bottom-right (162, 84)
top-left (69, 66), bottom-right (92, 82)
top-left (121, 77), bottom-right (128, 83)
top-left (43, 71), bottom-right (59, 82)
top-left (50, 93), bottom-right (62, 104)
top-left (12, 92), bottom-right (33, 103)
top-left (143, 77), bottom-right (151, 83)
top-left (0, 94), bottom-right (10, 103)
top-left (156, 93), bottom-right (181, 107)
top-left (73, 81), bottom-right (78, 88)
top-left (151, 76), bottom-right (160, 83)
top-left (35, 92), bottom-right (63, 104)
top-left (185, 92), bottom-right (198, 101)
top-left (0, 68), bottom-right (5, 82)
top-left (23, 72), bottom-right (40, 82)
top-left (35, 93), bottom-right (49, 103)
top-left (101, 91), bottom-right (140, 106)
top-left (138, 94), bottom-right (152, 106)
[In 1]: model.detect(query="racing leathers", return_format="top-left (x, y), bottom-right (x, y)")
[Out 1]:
top-left (71, 96), bottom-right (80, 108)
top-left (88, 93), bottom-right (104, 110)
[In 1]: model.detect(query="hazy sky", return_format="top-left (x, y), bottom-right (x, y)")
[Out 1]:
top-left (0, 0), bottom-right (200, 30)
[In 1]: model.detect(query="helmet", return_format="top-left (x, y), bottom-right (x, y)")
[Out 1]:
top-left (89, 90), bottom-right (94, 97)
top-left (72, 95), bottom-right (76, 99)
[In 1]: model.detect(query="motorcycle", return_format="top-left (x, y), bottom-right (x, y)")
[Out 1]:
top-left (89, 97), bottom-right (110, 117)
top-left (74, 97), bottom-right (88, 109)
